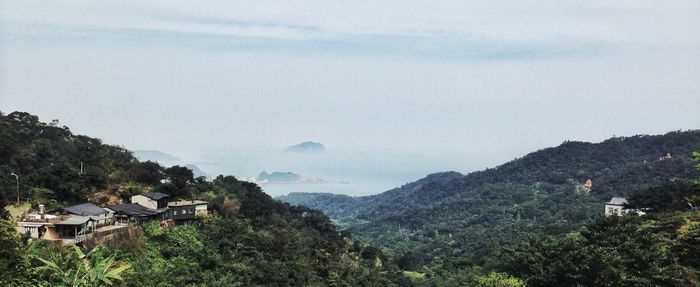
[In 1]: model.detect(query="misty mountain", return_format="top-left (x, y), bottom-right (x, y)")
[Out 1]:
top-left (280, 130), bottom-right (700, 268)
top-left (184, 164), bottom-right (210, 179)
top-left (258, 171), bottom-right (301, 182)
top-left (285, 141), bottom-right (325, 153)
top-left (133, 150), bottom-right (183, 165)
top-left (134, 150), bottom-right (209, 178)
top-left (256, 171), bottom-right (330, 184)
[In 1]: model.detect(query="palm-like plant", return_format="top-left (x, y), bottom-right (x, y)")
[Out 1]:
top-left (36, 245), bottom-right (130, 286)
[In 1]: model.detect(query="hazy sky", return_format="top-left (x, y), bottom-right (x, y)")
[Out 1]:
top-left (1, 1), bottom-right (699, 169)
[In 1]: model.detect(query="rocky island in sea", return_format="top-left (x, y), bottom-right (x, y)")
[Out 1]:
top-left (285, 141), bottom-right (325, 153)
top-left (253, 171), bottom-right (331, 184)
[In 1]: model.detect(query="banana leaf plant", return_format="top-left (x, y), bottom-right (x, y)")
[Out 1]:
top-left (35, 245), bottom-right (130, 286)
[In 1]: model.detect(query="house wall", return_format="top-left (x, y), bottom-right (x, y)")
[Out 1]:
top-left (131, 195), bottom-right (158, 209)
top-left (105, 209), bottom-right (115, 225)
top-left (17, 224), bottom-right (61, 240)
top-left (16, 225), bottom-right (39, 238)
top-left (605, 204), bottom-right (624, 216)
top-left (195, 204), bottom-right (208, 216)
top-left (170, 205), bottom-right (196, 220)
top-left (44, 226), bottom-right (60, 240)
top-left (93, 212), bottom-right (113, 226)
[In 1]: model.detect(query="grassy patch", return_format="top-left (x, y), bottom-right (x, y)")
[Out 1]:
top-left (403, 271), bottom-right (425, 281)
top-left (6, 202), bottom-right (31, 219)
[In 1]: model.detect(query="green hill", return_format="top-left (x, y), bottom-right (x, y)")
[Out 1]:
top-left (3, 110), bottom-right (699, 286)
top-left (0, 111), bottom-right (409, 286)
top-left (280, 131), bottom-right (700, 272)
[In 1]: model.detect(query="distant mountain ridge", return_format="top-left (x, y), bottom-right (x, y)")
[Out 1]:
top-left (285, 141), bottom-right (325, 153)
top-left (280, 130), bottom-right (700, 268)
top-left (256, 171), bottom-right (330, 184)
top-left (134, 150), bottom-right (209, 178)
top-left (133, 150), bottom-right (182, 164)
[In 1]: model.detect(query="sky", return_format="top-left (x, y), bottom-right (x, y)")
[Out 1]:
top-left (1, 1), bottom-right (700, 176)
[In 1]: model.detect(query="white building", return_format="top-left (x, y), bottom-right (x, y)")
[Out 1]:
top-left (605, 197), bottom-right (646, 216)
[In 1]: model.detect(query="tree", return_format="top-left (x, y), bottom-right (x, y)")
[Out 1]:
top-left (36, 245), bottom-right (130, 287)
top-left (164, 165), bottom-right (194, 188)
top-left (0, 219), bottom-right (26, 285)
top-left (627, 182), bottom-right (695, 212)
top-left (128, 161), bottom-right (163, 185)
top-left (396, 252), bottom-right (424, 271)
top-left (477, 272), bottom-right (526, 287)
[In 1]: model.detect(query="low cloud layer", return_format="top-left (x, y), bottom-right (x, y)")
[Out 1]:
top-left (1, 0), bottom-right (699, 171)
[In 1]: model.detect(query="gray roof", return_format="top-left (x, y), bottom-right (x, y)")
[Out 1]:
top-left (168, 200), bottom-right (209, 207)
top-left (63, 202), bottom-right (108, 216)
top-left (138, 192), bottom-right (170, 200)
top-left (107, 203), bottom-right (167, 217)
top-left (55, 215), bottom-right (95, 226)
top-left (607, 197), bottom-right (627, 205)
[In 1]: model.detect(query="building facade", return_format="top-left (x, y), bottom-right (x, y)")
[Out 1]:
top-left (168, 200), bottom-right (209, 221)
top-left (131, 192), bottom-right (170, 209)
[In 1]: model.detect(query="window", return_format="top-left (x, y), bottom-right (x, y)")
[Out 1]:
top-left (173, 210), bottom-right (178, 215)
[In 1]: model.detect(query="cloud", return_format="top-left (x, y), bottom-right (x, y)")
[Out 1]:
top-left (4, 0), bottom-right (698, 62)
top-left (1, 18), bottom-right (614, 62)
top-left (1, 0), bottom-right (698, 159)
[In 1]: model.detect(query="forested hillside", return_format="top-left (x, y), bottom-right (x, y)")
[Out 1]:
top-left (0, 111), bottom-right (410, 286)
top-left (3, 111), bottom-right (699, 286)
top-left (280, 131), bottom-right (700, 281)
top-left (496, 176), bottom-right (700, 286)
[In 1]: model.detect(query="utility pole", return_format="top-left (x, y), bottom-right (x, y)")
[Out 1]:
top-left (10, 172), bottom-right (19, 205)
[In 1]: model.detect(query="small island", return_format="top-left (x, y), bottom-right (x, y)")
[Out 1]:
top-left (285, 141), bottom-right (325, 153)
top-left (254, 171), bottom-right (330, 184)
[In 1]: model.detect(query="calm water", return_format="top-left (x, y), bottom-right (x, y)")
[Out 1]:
top-left (190, 148), bottom-right (480, 197)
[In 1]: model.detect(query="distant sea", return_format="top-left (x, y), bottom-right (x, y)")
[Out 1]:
top-left (190, 148), bottom-right (481, 197)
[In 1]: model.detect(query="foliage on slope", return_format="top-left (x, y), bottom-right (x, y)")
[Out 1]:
top-left (0, 111), bottom-right (410, 286)
top-left (423, 179), bottom-right (700, 286)
top-left (281, 131), bottom-right (700, 273)
top-left (499, 209), bottom-right (700, 286)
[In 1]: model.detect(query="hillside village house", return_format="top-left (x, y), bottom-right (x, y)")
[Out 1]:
top-left (168, 200), bottom-right (209, 220)
top-left (108, 192), bottom-right (209, 224)
top-left (16, 192), bottom-right (209, 244)
top-left (605, 197), bottom-right (627, 216)
top-left (17, 203), bottom-right (112, 244)
top-left (605, 197), bottom-right (646, 216)
top-left (131, 192), bottom-right (170, 209)
top-left (62, 202), bottom-right (113, 226)
top-left (106, 202), bottom-right (170, 224)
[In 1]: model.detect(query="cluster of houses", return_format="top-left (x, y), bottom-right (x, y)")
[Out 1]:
top-left (16, 192), bottom-right (208, 244)
top-left (15, 190), bottom-right (642, 243)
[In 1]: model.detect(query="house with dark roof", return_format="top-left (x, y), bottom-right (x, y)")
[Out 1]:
top-left (16, 203), bottom-right (106, 244)
top-left (106, 203), bottom-right (170, 224)
top-left (62, 202), bottom-right (112, 226)
top-left (53, 215), bottom-right (96, 244)
top-left (63, 202), bottom-right (107, 216)
top-left (168, 200), bottom-right (209, 221)
top-left (131, 192), bottom-right (170, 209)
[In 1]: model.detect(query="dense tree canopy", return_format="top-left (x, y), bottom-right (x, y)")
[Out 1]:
top-left (2, 111), bottom-right (699, 286)
top-left (282, 130), bottom-right (700, 281)
top-left (0, 111), bottom-right (411, 286)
